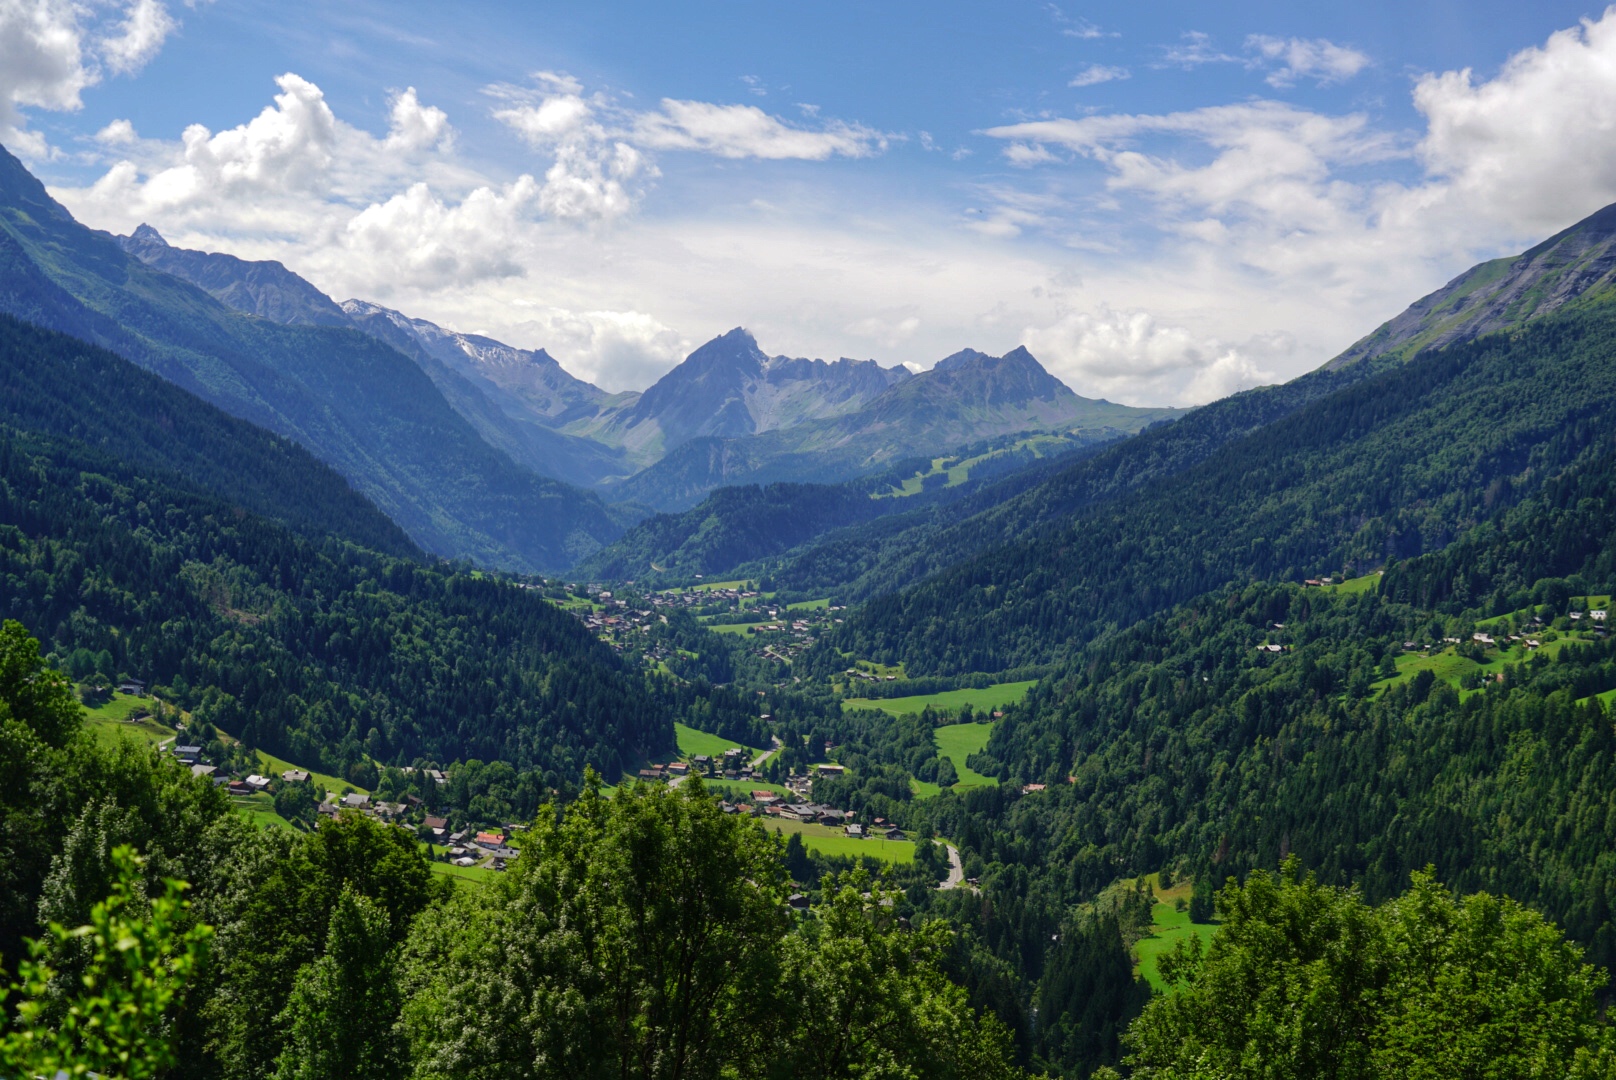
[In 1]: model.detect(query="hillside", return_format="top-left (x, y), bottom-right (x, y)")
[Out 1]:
top-left (817, 302), bottom-right (1616, 676)
top-left (0, 312), bottom-right (417, 557)
top-left (0, 421), bottom-right (667, 783)
top-left (1332, 201), bottom-right (1616, 367)
top-left (606, 344), bottom-right (1175, 509)
top-left (0, 145), bottom-right (624, 571)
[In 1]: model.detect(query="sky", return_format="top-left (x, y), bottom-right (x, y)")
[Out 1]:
top-left (6, 0), bottom-right (1616, 404)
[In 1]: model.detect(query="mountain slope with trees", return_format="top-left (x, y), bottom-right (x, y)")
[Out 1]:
top-left (0, 144), bottom-right (624, 571)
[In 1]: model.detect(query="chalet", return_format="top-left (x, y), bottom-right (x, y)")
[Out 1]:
top-left (341, 792), bottom-right (370, 809)
top-left (244, 774), bottom-right (271, 792)
top-left (474, 831), bottom-right (505, 849)
top-left (1473, 632), bottom-right (1494, 644)
top-left (190, 763), bottom-right (216, 779)
top-left (814, 763), bottom-right (846, 776)
top-left (226, 780), bottom-right (252, 796)
top-left (845, 823), bottom-right (866, 838)
top-left (423, 816), bottom-right (448, 838)
top-left (883, 826), bottom-right (905, 840)
top-left (487, 845), bottom-right (521, 862)
top-left (787, 893), bottom-right (810, 911)
top-left (172, 745), bottom-right (202, 763)
top-left (1593, 610), bottom-right (1609, 622)
top-left (1022, 783), bottom-right (1047, 795)
top-left (281, 769), bottom-right (310, 783)
top-left (423, 769), bottom-right (446, 786)
top-left (693, 754), bottom-right (713, 769)
top-left (117, 678), bottom-right (146, 696)
top-left (751, 790), bottom-right (780, 805)
top-left (667, 762), bottom-right (690, 776)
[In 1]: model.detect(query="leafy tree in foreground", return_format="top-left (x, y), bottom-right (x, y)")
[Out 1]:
top-left (273, 886), bottom-right (405, 1080)
top-left (1125, 859), bottom-right (1616, 1080)
top-left (0, 845), bottom-right (212, 1079)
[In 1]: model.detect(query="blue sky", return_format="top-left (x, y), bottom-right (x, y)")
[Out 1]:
top-left (6, 1), bottom-right (1616, 402)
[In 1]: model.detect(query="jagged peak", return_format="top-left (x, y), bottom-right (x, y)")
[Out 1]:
top-left (129, 223), bottom-right (168, 246)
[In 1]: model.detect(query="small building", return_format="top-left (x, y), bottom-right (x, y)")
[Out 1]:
top-left (190, 763), bottom-right (216, 779)
top-left (117, 678), bottom-right (146, 696)
top-left (845, 823), bottom-right (865, 838)
top-left (423, 815), bottom-right (448, 836)
top-left (281, 769), bottom-right (310, 783)
top-left (667, 762), bottom-right (690, 775)
top-left (787, 893), bottom-right (810, 911)
top-left (883, 826), bottom-right (905, 840)
top-left (815, 763), bottom-right (846, 776)
top-left (1022, 783), bottom-right (1047, 795)
top-left (341, 792), bottom-right (370, 809)
top-left (226, 780), bottom-right (252, 796)
top-left (751, 790), bottom-right (780, 805)
top-left (474, 831), bottom-right (505, 849)
top-left (453, 856), bottom-right (479, 867)
top-left (244, 774), bottom-right (271, 792)
top-left (172, 745), bottom-right (202, 763)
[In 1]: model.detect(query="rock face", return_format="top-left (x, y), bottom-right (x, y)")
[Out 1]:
top-left (575, 328), bottom-right (913, 464)
top-left (118, 225), bottom-right (353, 327)
top-left (1332, 201), bottom-right (1616, 368)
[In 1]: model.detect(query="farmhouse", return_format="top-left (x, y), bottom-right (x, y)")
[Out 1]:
top-left (281, 769), bottom-right (310, 783)
top-left (341, 792), bottom-right (370, 809)
top-left (814, 763), bottom-right (846, 776)
top-left (474, 831), bottom-right (505, 849)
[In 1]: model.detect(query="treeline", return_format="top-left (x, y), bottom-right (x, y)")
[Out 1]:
top-left (813, 305), bottom-right (1616, 676)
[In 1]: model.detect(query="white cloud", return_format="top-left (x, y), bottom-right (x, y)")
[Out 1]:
top-left (95, 118), bottom-right (138, 145)
top-left (0, 0), bottom-right (178, 153)
top-left (1069, 64), bottom-right (1129, 88)
top-left (1247, 35), bottom-right (1371, 88)
top-left (632, 99), bottom-right (887, 160)
top-left (340, 178), bottom-right (536, 289)
top-left (101, 0), bottom-right (176, 76)
top-left (1003, 141), bottom-right (1061, 168)
top-left (1022, 307), bottom-right (1281, 405)
top-left (384, 87), bottom-right (452, 153)
top-left (1159, 31), bottom-right (1240, 69)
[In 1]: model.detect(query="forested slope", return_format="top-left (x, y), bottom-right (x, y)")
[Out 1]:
top-left (0, 424), bottom-right (665, 784)
top-left (817, 303), bottom-right (1616, 676)
top-left (0, 313), bottom-right (417, 558)
top-left (900, 438), bottom-right (1616, 996)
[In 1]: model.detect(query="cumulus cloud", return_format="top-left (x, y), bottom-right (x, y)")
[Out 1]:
top-left (1023, 308), bottom-right (1281, 405)
top-left (0, 0), bottom-right (178, 153)
top-left (101, 0), bottom-right (176, 75)
top-left (1159, 31), bottom-right (1240, 69)
top-left (1247, 36), bottom-right (1371, 88)
top-left (1069, 64), bottom-right (1129, 88)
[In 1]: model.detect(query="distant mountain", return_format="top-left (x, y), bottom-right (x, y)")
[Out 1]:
top-left (605, 344), bottom-right (1180, 509)
top-left (0, 144), bottom-right (624, 571)
top-left (571, 327), bottom-right (913, 468)
top-left (118, 224), bottom-right (353, 327)
top-left (1333, 201), bottom-right (1616, 368)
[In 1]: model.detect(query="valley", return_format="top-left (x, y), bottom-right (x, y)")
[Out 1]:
top-left (7, 34), bottom-right (1616, 1076)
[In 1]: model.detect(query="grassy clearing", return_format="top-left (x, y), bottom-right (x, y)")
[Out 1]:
top-left (842, 680), bottom-right (1036, 718)
top-left (709, 621), bottom-right (769, 635)
top-left (674, 723), bottom-right (760, 760)
top-left (1373, 635), bottom-right (1598, 700)
top-left (252, 747), bottom-right (358, 794)
top-left (910, 777), bottom-right (943, 799)
top-left (230, 793), bottom-right (297, 832)
top-left (703, 778), bottom-right (792, 801)
top-left (786, 598), bottom-right (830, 611)
top-left (934, 723), bottom-right (998, 789)
top-left (760, 817), bottom-right (914, 863)
top-left (82, 695), bottom-right (175, 750)
top-left (1322, 571), bottom-right (1381, 595)
top-left (1131, 873), bottom-right (1219, 992)
top-left (430, 861), bottom-right (497, 885)
top-left (877, 435), bottom-right (1074, 499)
top-left (686, 579), bottom-right (752, 593)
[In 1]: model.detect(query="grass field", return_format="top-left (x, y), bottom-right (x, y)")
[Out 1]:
top-left (674, 722), bottom-right (760, 760)
top-left (1131, 874), bottom-right (1219, 992)
top-left (1373, 635), bottom-right (1596, 701)
top-left (843, 680), bottom-right (1036, 718)
top-left (703, 778), bottom-right (793, 801)
top-left (82, 694), bottom-right (176, 749)
top-left (430, 860), bottom-right (497, 885)
top-left (687, 579), bottom-right (752, 592)
top-left (760, 816), bottom-right (914, 863)
top-left (252, 747), bottom-right (357, 794)
top-left (1322, 571), bottom-right (1381, 595)
top-left (786, 598), bottom-right (830, 611)
top-left (934, 722), bottom-right (998, 789)
top-left (709, 621), bottom-right (769, 635)
top-left (230, 793), bottom-right (298, 832)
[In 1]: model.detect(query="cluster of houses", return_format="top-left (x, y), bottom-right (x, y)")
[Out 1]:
top-left (844, 668), bottom-right (900, 683)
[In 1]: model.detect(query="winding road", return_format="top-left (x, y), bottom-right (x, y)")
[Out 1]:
top-left (938, 842), bottom-right (967, 890)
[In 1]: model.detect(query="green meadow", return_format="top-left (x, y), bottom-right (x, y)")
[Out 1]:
top-left (842, 679), bottom-right (1036, 717)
